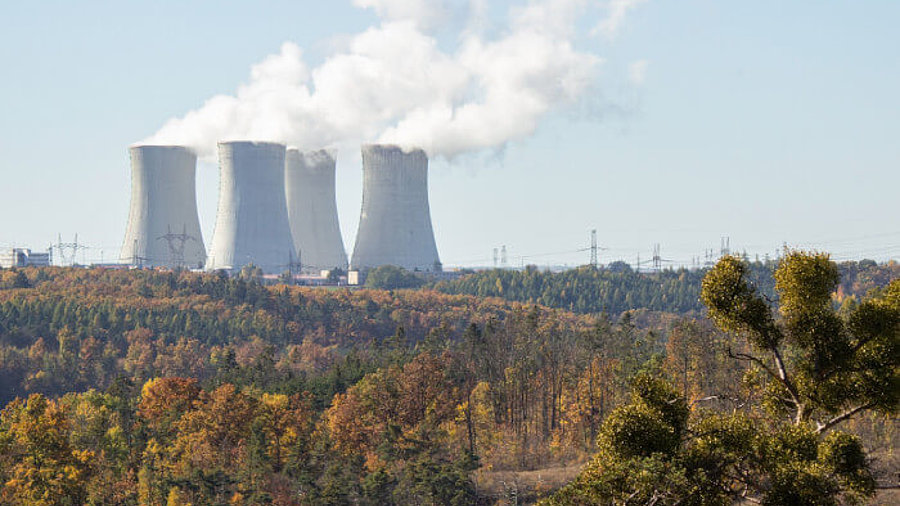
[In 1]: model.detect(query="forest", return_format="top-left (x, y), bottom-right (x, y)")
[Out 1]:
top-left (0, 255), bottom-right (897, 504)
top-left (431, 259), bottom-right (899, 316)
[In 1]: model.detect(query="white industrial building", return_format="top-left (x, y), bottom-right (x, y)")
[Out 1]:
top-left (117, 139), bottom-right (444, 277)
top-left (0, 248), bottom-right (51, 268)
top-left (206, 141), bottom-right (297, 274)
top-left (350, 144), bottom-right (441, 272)
top-left (119, 145), bottom-right (207, 269)
top-left (285, 149), bottom-right (348, 271)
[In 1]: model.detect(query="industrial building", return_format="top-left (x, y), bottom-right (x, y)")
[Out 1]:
top-left (117, 139), bottom-right (443, 276)
top-left (285, 149), bottom-right (348, 271)
top-left (0, 248), bottom-right (50, 268)
top-left (206, 141), bottom-right (297, 274)
top-left (350, 144), bottom-right (441, 272)
top-left (119, 145), bottom-right (207, 269)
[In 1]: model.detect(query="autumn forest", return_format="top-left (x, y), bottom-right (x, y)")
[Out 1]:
top-left (0, 256), bottom-right (897, 504)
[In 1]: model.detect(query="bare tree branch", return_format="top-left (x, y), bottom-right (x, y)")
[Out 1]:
top-left (726, 347), bottom-right (779, 380)
top-left (725, 346), bottom-right (806, 424)
top-left (769, 347), bottom-right (804, 423)
top-left (815, 403), bottom-right (876, 434)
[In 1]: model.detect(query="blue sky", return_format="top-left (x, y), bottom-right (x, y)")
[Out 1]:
top-left (1, 0), bottom-right (898, 268)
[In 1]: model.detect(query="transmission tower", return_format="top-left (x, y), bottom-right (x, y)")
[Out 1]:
top-left (642, 243), bottom-right (673, 272)
top-left (52, 233), bottom-right (89, 266)
top-left (282, 249), bottom-right (302, 277)
top-left (157, 224), bottom-right (199, 269)
top-left (269, 249), bottom-right (303, 283)
top-left (590, 229), bottom-right (599, 268)
top-left (127, 239), bottom-right (152, 268)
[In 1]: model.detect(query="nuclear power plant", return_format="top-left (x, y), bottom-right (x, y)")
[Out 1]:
top-left (350, 144), bottom-right (441, 272)
top-left (119, 145), bottom-right (206, 269)
top-left (206, 141), bottom-right (297, 274)
top-left (118, 140), bottom-right (441, 277)
top-left (285, 149), bottom-right (348, 271)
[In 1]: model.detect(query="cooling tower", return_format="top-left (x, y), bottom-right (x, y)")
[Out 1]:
top-left (350, 144), bottom-right (441, 272)
top-left (285, 149), bottom-right (348, 271)
top-left (119, 145), bottom-right (206, 269)
top-left (206, 141), bottom-right (297, 274)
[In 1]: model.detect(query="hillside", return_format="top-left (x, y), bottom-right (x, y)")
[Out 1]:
top-left (0, 264), bottom-right (895, 504)
top-left (0, 267), bottom-right (598, 406)
top-left (432, 259), bottom-right (899, 316)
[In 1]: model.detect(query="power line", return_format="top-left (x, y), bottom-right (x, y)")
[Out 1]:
top-left (51, 233), bottom-right (89, 267)
top-left (156, 224), bottom-right (200, 269)
top-left (440, 233), bottom-right (900, 270)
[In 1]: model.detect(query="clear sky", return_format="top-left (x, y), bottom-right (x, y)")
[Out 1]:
top-left (1, 0), bottom-right (898, 269)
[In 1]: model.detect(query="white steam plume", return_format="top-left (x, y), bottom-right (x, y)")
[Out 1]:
top-left (594, 0), bottom-right (647, 39)
top-left (142, 0), bottom-right (640, 159)
top-left (352, 0), bottom-right (448, 29)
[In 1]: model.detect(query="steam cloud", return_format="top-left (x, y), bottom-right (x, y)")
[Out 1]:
top-left (142, 0), bottom-right (642, 159)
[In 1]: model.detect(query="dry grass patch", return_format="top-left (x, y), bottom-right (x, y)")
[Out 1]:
top-left (475, 464), bottom-right (584, 505)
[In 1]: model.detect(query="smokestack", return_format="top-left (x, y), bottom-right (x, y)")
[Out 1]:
top-left (206, 141), bottom-right (297, 274)
top-left (120, 145), bottom-right (206, 269)
top-left (285, 149), bottom-right (348, 271)
top-left (350, 144), bottom-right (441, 272)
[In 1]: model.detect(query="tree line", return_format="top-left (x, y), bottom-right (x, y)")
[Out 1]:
top-left (431, 258), bottom-right (899, 316)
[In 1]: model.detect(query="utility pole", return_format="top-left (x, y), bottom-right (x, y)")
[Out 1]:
top-left (129, 239), bottom-right (152, 268)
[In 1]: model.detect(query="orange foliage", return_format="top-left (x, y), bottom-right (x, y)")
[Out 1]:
top-left (138, 377), bottom-right (200, 429)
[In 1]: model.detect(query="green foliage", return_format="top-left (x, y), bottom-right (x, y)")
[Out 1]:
top-left (0, 266), bottom-right (645, 503)
top-left (392, 452), bottom-right (478, 506)
top-left (0, 267), bottom-right (603, 406)
top-left (12, 270), bottom-right (31, 289)
top-left (701, 252), bottom-right (900, 426)
top-left (436, 264), bottom-right (715, 315)
top-left (361, 467), bottom-right (394, 503)
top-left (774, 252), bottom-right (840, 315)
top-left (595, 376), bottom-right (688, 464)
top-left (550, 251), bottom-right (895, 505)
top-left (548, 381), bottom-right (878, 505)
top-left (364, 265), bottom-right (425, 290)
top-left (327, 267), bottom-right (346, 283)
top-left (818, 431), bottom-right (877, 497)
top-left (701, 256), bottom-right (783, 348)
top-left (0, 261), bottom-right (894, 503)
top-left (238, 263), bottom-right (263, 283)
top-left (550, 454), bottom-right (703, 506)
top-left (630, 375), bottom-right (690, 436)
top-left (435, 260), bottom-right (898, 317)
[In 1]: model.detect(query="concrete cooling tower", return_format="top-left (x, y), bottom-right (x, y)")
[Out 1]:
top-left (285, 149), bottom-right (348, 271)
top-left (119, 145), bottom-right (206, 269)
top-left (350, 144), bottom-right (441, 272)
top-left (206, 141), bottom-right (297, 274)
